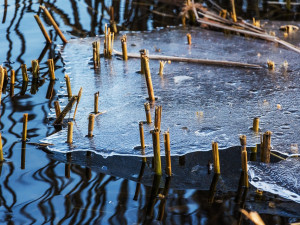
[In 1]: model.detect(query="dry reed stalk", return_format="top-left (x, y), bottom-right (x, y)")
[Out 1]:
top-left (159, 61), bottom-right (166, 76)
top-left (139, 122), bottom-right (145, 149)
top-left (64, 75), bottom-right (72, 99)
top-left (31, 60), bottom-right (39, 79)
top-left (94, 92), bottom-right (99, 114)
top-left (21, 64), bottom-right (28, 82)
top-left (253, 117), bottom-right (259, 132)
top-left (212, 142), bottom-right (220, 174)
top-left (230, 0), bottom-right (237, 22)
top-left (54, 101), bottom-right (61, 118)
top-left (10, 70), bottom-right (15, 84)
top-left (22, 113), bottom-right (28, 142)
top-left (186, 33), bottom-right (192, 45)
top-left (73, 87), bottom-right (82, 120)
top-left (92, 41), bottom-right (100, 68)
top-left (164, 131), bottom-right (172, 176)
top-left (242, 148), bottom-right (249, 187)
top-left (0, 67), bottom-right (4, 105)
top-left (67, 122), bottom-right (73, 143)
top-left (154, 106), bottom-right (162, 130)
top-left (3, 67), bottom-right (8, 81)
top-left (239, 135), bottom-right (247, 146)
top-left (113, 50), bottom-right (262, 69)
top-left (140, 49), bottom-right (147, 74)
top-left (53, 96), bottom-right (78, 124)
top-left (143, 55), bottom-right (155, 101)
top-left (261, 131), bottom-right (272, 163)
top-left (40, 5), bottom-right (68, 43)
top-left (121, 35), bottom-right (128, 60)
top-left (48, 59), bottom-right (55, 80)
top-left (152, 129), bottom-right (162, 175)
top-left (34, 14), bottom-right (52, 44)
top-left (0, 133), bottom-right (3, 161)
top-left (88, 114), bottom-right (95, 137)
top-left (144, 102), bottom-right (152, 124)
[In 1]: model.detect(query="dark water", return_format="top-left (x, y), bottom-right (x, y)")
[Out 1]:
top-left (0, 0), bottom-right (300, 224)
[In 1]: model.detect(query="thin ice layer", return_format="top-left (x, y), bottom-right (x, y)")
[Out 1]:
top-left (42, 26), bottom-right (300, 157)
top-left (248, 158), bottom-right (300, 204)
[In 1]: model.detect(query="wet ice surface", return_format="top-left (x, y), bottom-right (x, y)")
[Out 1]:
top-left (248, 158), bottom-right (300, 204)
top-left (42, 25), bottom-right (300, 157)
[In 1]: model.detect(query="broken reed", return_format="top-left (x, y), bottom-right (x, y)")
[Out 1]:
top-left (186, 33), bottom-right (192, 45)
top-left (121, 35), bottom-right (128, 60)
top-left (242, 147), bottom-right (249, 188)
top-left (31, 60), bottom-right (39, 79)
top-left (92, 41), bottom-right (100, 68)
top-left (109, 6), bottom-right (118, 34)
top-left (22, 113), bottom-right (28, 142)
top-left (230, 0), bottom-right (237, 22)
top-left (104, 24), bottom-right (114, 58)
top-left (261, 131), bottom-right (272, 163)
top-left (212, 142), bottom-right (220, 174)
top-left (152, 129), bottom-right (162, 175)
top-left (139, 122), bottom-right (145, 149)
top-left (34, 14), bottom-right (52, 44)
top-left (140, 49), bottom-right (147, 74)
top-left (0, 133), bottom-right (3, 161)
top-left (10, 70), bottom-right (15, 84)
top-left (21, 64), bottom-right (28, 82)
top-left (142, 55), bottom-right (155, 101)
top-left (154, 105), bottom-right (162, 131)
top-left (0, 67), bottom-right (4, 105)
top-left (253, 117), bottom-right (259, 132)
top-left (48, 59), bottom-right (55, 80)
top-left (164, 131), bottom-right (172, 176)
top-left (73, 87), bottom-right (83, 120)
top-left (144, 102), bottom-right (152, 124)
top-left (159, 61), bottom-right (166, 76)
top-left (64, 75), bottom-right (72, 99)
top-left (54, 101), bottom-right (61, 118)
top-left (94, 92), bottom-right (99, 113)
top-left (53, 96), bottom-right (78, 124)
top-left (88, 114), bottom-right (95, 137)
top-left (40, 5), bottom-right (68, 43)
top-left (67, 122), bottom-right (73, 143)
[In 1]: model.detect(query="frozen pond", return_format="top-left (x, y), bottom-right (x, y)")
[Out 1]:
top-left (43, 25), bottom-right (300, 157)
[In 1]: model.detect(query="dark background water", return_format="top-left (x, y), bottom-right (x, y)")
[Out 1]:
top-left (0, 0), bottom-right (300, 224)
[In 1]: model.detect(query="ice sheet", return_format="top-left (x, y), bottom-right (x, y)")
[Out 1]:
top-left (42, 25), bottom-right (300, 157)
top-left (248, 158), bottom-right (300, 204)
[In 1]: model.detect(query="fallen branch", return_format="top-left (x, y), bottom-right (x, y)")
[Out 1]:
top-left (113, 50), bottom-right (262, 69)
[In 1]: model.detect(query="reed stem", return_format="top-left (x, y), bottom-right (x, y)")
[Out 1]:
top-left (88, 114), bottom-right (95, 137)
top-left (164, 131), bottom-right (172, 176)
top-left (242, 149), bottom-right (249, 187)
top-left (22, 113), bottom-right (28, 142)
top-left (143, 55), bottom-right (155, 101)
top-left (0, 133), bottom-right (3, 161)
top-left (186, 33), bottom-right (192, 45)
top-left (53, 96), bottom-right (78, 124)
top-left (261, 131), bottom-right (272, 163)
top-left (65, 75), bottom-right (72, 99)
top-left (139, 122), bottom-right (145, 149)
top-left (67, 122), bottom-right (73, 143)
top-left (121, 35), bottom-right (128, 60)
top-left (31, 60), bottom-right (39, 79)
top-left (253, 117), bottom-right (259, 132)
top-left (73, 87), bottom-right (83, 120)
top-left (154, 106), bottom-right (162, 130)
top-left (10, 69), bottom-right (15, 84)
top-left (152, 129), bottom-right (162, 175)
top-left (144, 102), bottom-right (152, 124)
top-left (40, 5), bottom-right (68, 43)
top-left (34, 14), bottom-right (52, 44)
top-left (48, 59), bottom-right (55, 80)
top-left (54, 101), bottom-right (61, 118)
top-left (94, 92), bottom-right (99, 114)
top-left (21, 64), bottom-right (29, 82)
top-left (212, 142), bottom-right (220, 174)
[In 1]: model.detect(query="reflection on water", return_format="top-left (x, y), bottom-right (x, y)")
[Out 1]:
top-left (0, 0), bottom-right (300, 224)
